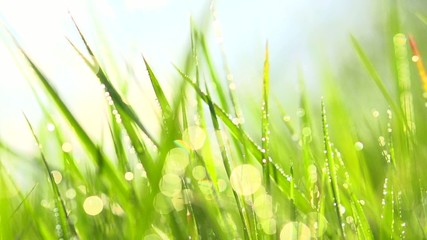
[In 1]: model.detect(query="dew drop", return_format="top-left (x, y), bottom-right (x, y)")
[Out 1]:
top-left (124, 172), bottom-right (134, 181)
top-left (412, 55), bottom-right (420, 62)
top-left (192, 166), bottom-right (206, 180)
top-left (66, 188), bottom-right (76, 199)
top-left (61, 142), bottom-right (73, 153)
top-left (159, 173), bottom-right (182, 197)
top-left (111, 202), bottom-right (124, 216)
top-left (280, 222), bottom-right (311, 240)
top-left (230, 164), bottom-right (262, 196)
top-left (182, 126), bottom-right (206, 150)
top-left (51, 170), bottom-right (62, 184)
top-left (83, 196), bottom-right (104, 216)
top-left (47, 123), bottom-right (56, 132)
top-left (354, 141), bottom-right (364, 151)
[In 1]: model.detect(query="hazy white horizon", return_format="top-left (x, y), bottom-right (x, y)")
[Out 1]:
top-left (0, 0), bottom-right (374, 152)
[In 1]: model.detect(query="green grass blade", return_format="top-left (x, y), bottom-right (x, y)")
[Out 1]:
top-left (175, 67), bottom-right (312, 213)
top-left (350, 35), bottom-right (406, 127)
top-left (321, 99), bottom-right (345, 237)
top-left (24, 115), bottom-right (78, 240)
top-left (261, 43), bottom-right (271, 193)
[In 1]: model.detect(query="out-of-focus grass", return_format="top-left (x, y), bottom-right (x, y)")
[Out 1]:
top-left (1, 2), bottom-right (427, 240)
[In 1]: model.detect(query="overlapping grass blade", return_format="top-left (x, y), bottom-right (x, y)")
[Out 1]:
top-left (24, 115), bottom-right (78, 240)
top-left (175, 67), bottom-right (312, 213)
top-left (350, 35), bottom-right (406, 127)
top-left (321, 99), bottom-right (345, 237)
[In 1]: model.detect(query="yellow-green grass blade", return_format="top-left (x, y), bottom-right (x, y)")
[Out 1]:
top-left (68, 17), bottom-right (159, 148)
top-left (261, 43), bottom-right (271, 193)
top-left (204, 82), bottom-right (254, 239)
top-left (350, 36), bottom-right (407, 128)
top-left (321, 99), bottom-right (345, 237)
top-left (176, 67), bottom-right (312, 213)
top-left (24, 115), bottom-right (78, 240)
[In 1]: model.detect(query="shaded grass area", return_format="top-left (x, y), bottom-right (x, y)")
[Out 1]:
top-left (1, 4), bottom-right (427, 240)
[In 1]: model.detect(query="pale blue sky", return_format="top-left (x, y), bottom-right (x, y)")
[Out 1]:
top-left (0, 0), bottom-right (374, 152)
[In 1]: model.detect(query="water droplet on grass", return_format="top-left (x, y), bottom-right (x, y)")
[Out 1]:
top-left (253, 193), bottom-right (273, 219)
top-left (111, 202), bottom-right (124, 216)
top-left (61, 142), bottom-right (73, 153)
top-left (372, 110), bottom-right (380, 118)
top-left (83, 196), bottom-right (104, 216)
top-left (124, 172), bottom-right (134, 181)
top-left (305, 212), bottom-right (328, 237)
top-left (230, 164), bottom-right (261, 196)
top-left (261, 218), bottom-right (277, 235)
top-left (51, 170), bottom-right (62, 184)
top-left (47, 123), bottom-right (55, 132)
top-left (159, 173), bottom-right (182, 197)
top-left (164, 148), bottom-right (189, 176)
top-left (192, 166), bottom-right (206, 180)
top-left (354, 141), bottom-right (364, 151)
top-left (412, 55), bottom-right (420, 62)
top-left (280, 222), bottom-right (311, 240)
top-left (66, 188), bottom-right (76, 199)
top-left (154, 193), bottom-right (173, 214)
top-left (182, 126), bottom-right (206, 150)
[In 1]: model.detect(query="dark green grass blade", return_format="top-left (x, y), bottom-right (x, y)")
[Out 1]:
top-left (24, 115), bottom-right (78, 240)
top-left (175, 67), bottom-right (312, 213)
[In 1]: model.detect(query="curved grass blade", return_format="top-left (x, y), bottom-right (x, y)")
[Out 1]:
top-left (350, 35), bottom-right (407, 128)
top-left (204, 82), bottom-right (253, 239)
top-left (175, 67), bottom-right (312, 213)
top-left (24, 115), bottom-right (78, 240)
top-left (321, 99), bottom-right (345, 237)
top-left (68, 16), bottom-right (159, 148)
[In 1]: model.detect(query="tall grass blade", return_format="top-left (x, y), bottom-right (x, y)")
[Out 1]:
top-left (175, 67), bottom-right (312, 213)
top-left (261, 43), bottom-right (271, 193)
top-left (321, 99), bottom-right (345, 237)
top-left (24, 115), bottom-right (78, 240)
top-left (350, 35), bottom-right (406, 127)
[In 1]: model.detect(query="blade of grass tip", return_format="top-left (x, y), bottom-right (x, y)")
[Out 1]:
top-left (321, 99), bottom-right (345, 237)
top-left (204, 82), bottom-right (253, 239)
top-left (350, 35), bottom-right (408, 129)
top-left (28, 82), bottom-right (86, 182)
top-left (199, 31), bottom-right (230, 112)
top-left (9, 183), bottom-right (38, 219)
top-left (261, 42), bottom-right (271, 193)
top-left (393, 34), bottom-right (415, 135)
top-left (23, 114), bottom-right (78, 240)
top-left (175, 67), bottom-right (312, 213)
top-left (197, 27), bottom-right (247, 165)
top-left (210, 2), bottom-right (243, 124)
top-left (13, 37), bottom-right (129, 197)
top-left (408, 35), bottom-right (427, 95)
top-left (191, 24), bottom-right (219, 187)
top-left (68, 16), bottom-right (159, 148)
top-left (142, 55), bottom-right (173, 122)
top-left (68, 37), bottom-right (160, 191)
